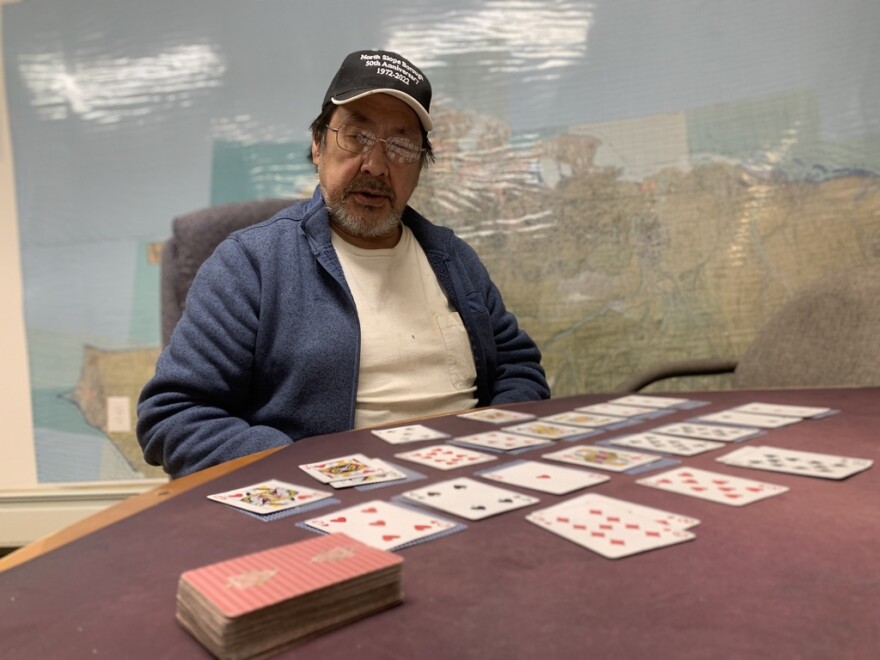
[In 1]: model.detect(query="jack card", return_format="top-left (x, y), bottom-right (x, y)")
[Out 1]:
top-left (299, 453), bottom-right (383, 484)
top-left (543, 445), bottom-right (664, 473)
top-left (207, 479), bottom-right (332, 515)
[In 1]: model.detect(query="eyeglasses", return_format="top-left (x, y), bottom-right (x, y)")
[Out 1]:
top-left (326, 124), bottom-right (425, 165)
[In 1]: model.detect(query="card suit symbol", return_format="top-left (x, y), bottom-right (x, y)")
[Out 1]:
top-left (746, 487), bottom-right (763, 492)
top-left (297, 495), bottom-right (312, 500)
top-left (725, 494), bottom-right (742, 499)
top-left (499, 498), bottom-right (513, 503)
top-left (471, 505), bottom-right (487, 510)
top-left (646, 531), bottom-right (661, 538)
top-left (330, 517), bottom-right (347, 523)
top-left (369, 520), bottom-right (386, 526)
top-left (382, 535), bottom-right (400, 542)
top-left (537, 474), bottom-right (552, 479)
top-left (556, 516), bottom-right (570, 523)
top-left (610, 539), bottom-right (625, 546)
top-left (428, 491), bottom-right (442, 497)
top-left (692, 487), bottom-right (707, 492)
top-left (362, 507), bottom-right (378, 513)
top-left (454, 484), bottom-right (467, 490)
top-left (414, 524), bottom-right (433, 531)
top-left (573, 524), bottom-right (587, 530)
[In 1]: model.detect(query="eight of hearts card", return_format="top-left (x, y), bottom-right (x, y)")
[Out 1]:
top-left (399, 477), bottom-right (540, 521)
top-left (394, 445), bottom-right (497, 470)
top-left (207, 480), bottom-right (333, 515)
top-left (542, 445), bottom-right (664, 473)
top-left (636, 467), bottom-right (789, 506)
top-left (716, 445), bottom-right (873, 480)
top-left (526, 493), bottom-right (697, 559)
top-left (371, 424), bottom-right (451, 445)
top-left (301, 500), bottom-right (460, 551)
top-left (477, 460), bottom-right (610, 495)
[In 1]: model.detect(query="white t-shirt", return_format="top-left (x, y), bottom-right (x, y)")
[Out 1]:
top-left (331, 226), bottom-right (478, 428)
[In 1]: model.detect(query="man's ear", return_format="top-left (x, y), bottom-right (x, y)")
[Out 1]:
top-left (311, 138), bottom-right (321, 166)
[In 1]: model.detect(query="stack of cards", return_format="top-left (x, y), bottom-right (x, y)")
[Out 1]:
top-left (399, 477), bottom-right (540, 520)
top-left (543, 445), bottom-right (664, 473)
top-left (207, 479), bottom-right (333, 518)
top-left (300, 500), bottom-right (463, 551)
top-left (299, 453), bottom-right (408, 489)
top-left (176, 533), bottom-right (403, 659)
top-left (717, 445), bottom-right (873, 480)
top-left (527, 493), bottom-right (699, 559)
top-left (636, 467), bottom-right (789, 506)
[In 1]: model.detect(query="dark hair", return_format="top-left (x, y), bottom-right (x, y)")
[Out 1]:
top-left (307, 104), bottom-right (435, 169)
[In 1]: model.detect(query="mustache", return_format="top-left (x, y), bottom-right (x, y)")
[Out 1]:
top-left (343, 177), bottom-right (395, 202)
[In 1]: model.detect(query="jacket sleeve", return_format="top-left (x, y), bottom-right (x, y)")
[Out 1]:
top-left (137, 237), bottom-right (291, 478)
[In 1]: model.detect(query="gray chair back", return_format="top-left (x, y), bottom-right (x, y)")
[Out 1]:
top-left (161, 198), bottom-right (294, 345)
top-left (732, 265), bottom-right (880, 388)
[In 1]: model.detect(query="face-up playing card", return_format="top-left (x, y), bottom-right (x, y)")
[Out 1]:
top-left (574, 402), bottom-right (658, 418)
top-left (539, 412), bottom-right (628, 429)
top-left (301, 500), bottom-right (460, 551)
top-left (477, 460), bottom-right (610, 495)
top-left (456, 408), bottom-right (537, 424)
top-left (651, 422), bottom-right (760, 443)
top-left (504, 420), bottom-right (594, 440)
top-left (400, 477), bottom-right (539, 520)
top-left (299, 453), bottom-right (383, 483)
top-left (453, 430), bottom-right (554, 452)
top-left (527, 494), bottom-right (696, 559)
top-left (371, 424), bottom-right (451, 445)
top-left (207, 479), bottom-right (332, 515)
top-left (637, 467), bottom-right (789, 506)
top-left (563, 493), bottom-right (701, 530)
top-left (695, 410), bottom-right (800, 429)
top-left (716, 445), bottom-right (873, 480)
top-left (394, 444), bottom-right (497, 470)
top-left (542, 445), bottom-right (664, 472)
top-left (607, 432), bottom-right (726, 456)
top-left (607, 395), bottom-right (693, 409)
top-left (728, 402), bottom-right (836, 419)
top-left (328, 459), bottom-right (408, 489)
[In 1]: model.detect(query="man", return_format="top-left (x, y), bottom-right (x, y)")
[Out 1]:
top-left (137, 50), bottom-right (549, 478)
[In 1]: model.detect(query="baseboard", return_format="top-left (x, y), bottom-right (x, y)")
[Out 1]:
top-left (0, 479), bottom-right (168, 548)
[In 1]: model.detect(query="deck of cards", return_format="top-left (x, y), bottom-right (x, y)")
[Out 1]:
top-left (176, 533), bottom-right (404, 659)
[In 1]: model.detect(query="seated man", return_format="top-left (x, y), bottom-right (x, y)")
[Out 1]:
top-left (137, 49), bottom-right (550, 478)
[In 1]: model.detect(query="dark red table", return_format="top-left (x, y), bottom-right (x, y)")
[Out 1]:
top-left (2, 388), bottom-right (878, 659)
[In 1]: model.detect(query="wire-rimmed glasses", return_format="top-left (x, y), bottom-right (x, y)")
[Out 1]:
top-left (326, 124), bottom-right (425, 165)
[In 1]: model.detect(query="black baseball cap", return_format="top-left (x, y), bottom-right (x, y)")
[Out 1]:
top-left (322, 50), bottom-right (433, 131)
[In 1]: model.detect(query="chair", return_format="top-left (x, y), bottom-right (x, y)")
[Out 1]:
top-left (619, 264), bottom-right (880, 391)
top-left (160, 198), bottom-right (294, 345)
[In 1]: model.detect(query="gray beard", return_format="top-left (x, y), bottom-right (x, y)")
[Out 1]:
top-left (324, 182), bottom-right (402, 240)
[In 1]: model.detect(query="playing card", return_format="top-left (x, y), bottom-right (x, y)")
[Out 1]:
top-left (607, 432), bottom-right (726, 456)
top-left (399, 477), bottom-right (539, 520)
top-left (637, 467), bottom-right (789, 506)
top-left (542, 445), bottom-right (664, 472)
top-left (716, 445), bottom-right (873, 480)
top-left (539, 412), bottom-right (630, 429)
top-left (456, 408), bottom-right (537, 424)
top-left (371, 424), bottom-right (451, 444)
top-left (527, 494), bottom-right (696, 559)
top-left (505, 420), bottom-right (595, 440)
top-left (394, 444), bottom-right (497, 470)
top-left (301, 500), bottom-right (461, 551)
top-left (695, 410), bottom-right (801, 429)
top-left (564, 493), bottom-right (701, 530)
top-left (607, 395), bottom-right (693, 409)
top-left (327, 459), bottom-right (408, 489)
top-left (207, 479), bottom-right (332, 515)
top-left (452, 430), bottom-right (554, 452)
top-left (477, 460), bottom-right (610, 495)
top-left (574, 402), bottom-right (658, 418)
top-left (728, 402), bottom-right (836, 419)
top-left (299, 453), bottom-right (383, 483)
top-left (651, 422), bottom-right (761, 443)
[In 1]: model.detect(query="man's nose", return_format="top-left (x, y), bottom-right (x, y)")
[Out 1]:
top-left (359, 141), bottom-right (390, 177)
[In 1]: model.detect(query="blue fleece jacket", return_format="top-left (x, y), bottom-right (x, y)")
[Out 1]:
top-left (137, 188), bottom-right (550, 477)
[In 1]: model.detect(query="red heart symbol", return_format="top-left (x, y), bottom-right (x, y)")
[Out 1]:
top-left (382, 535), bottom-right (400, 542)
top-left (537, 474), bottom-right (551, 479)
top-left (414, 524), bottom-right (432, 531)
top-left (362, 507), bottom-right (378, 514)
top-left (369, 520), bottom-right (386, 526)
top-left (331, 517), bottom-right (347, 523)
